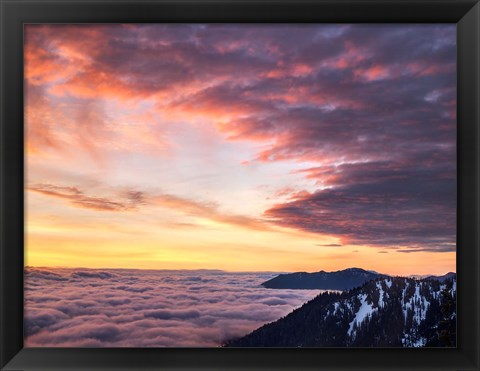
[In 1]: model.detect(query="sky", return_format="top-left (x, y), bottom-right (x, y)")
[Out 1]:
top-left (24, 24), bottom-right (456, 275)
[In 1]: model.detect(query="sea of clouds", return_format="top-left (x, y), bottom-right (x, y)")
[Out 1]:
top-left (24, 267), bottom-right (320, 347)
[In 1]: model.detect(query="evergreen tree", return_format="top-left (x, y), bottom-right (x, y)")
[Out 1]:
top-left (438, 287), bottom-right (455, 347)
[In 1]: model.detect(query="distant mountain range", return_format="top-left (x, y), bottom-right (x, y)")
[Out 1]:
top-left (261, 268), bottom-right (456, 291)
top-left (226, 276), bottom-right (456, 347)
top-left (261, 268), bottom-right (385, 290)
top-left (426, 272), bottom-right (457, 282)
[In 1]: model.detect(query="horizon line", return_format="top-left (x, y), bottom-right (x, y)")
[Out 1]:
top-left (24, 265), bottom-right (456, 277)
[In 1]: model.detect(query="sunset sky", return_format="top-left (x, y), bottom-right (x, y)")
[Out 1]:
top-left (24, 24), bottom-right (456, 275)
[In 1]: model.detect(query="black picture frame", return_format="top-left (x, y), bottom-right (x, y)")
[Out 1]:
top-left (1, 0), bottom-right (479, 370)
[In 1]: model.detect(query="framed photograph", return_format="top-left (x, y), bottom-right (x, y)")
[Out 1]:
top-left (1, 0), bottom-right (479, 370)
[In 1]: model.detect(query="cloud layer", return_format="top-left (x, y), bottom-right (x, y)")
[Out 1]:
top-left (24, 267), bottom-right (319, 347)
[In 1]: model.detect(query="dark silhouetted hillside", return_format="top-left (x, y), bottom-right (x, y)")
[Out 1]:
top-left (227, 277), bottom-right (456, 347)
top-left (262, 268), bottom-right (386, 290)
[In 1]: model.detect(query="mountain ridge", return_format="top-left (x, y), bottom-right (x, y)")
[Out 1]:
top-left (262, 268), bottom-right (456, 291)
top-left (261, 267), bottom-right (386, 290)
top-left (228, 276), bottom-right (456, 347)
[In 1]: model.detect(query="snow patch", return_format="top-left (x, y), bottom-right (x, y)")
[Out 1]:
top-left (376, 281), bottom-right (385, 308)
top-left (402, 334), bottom-right (426, 347)
top-left (347, 294), bottom-right (376, 337)
top-left (401, 282), bottom-right (409, 323)
top-left (333, 302), bottom-right (340, 315)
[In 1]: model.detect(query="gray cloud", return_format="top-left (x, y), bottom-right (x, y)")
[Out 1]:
top-left (265, 158), bottom-right (455, 249)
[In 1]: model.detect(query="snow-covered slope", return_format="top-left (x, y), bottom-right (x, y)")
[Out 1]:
top-left (226, 277), bottom-right (456, 347)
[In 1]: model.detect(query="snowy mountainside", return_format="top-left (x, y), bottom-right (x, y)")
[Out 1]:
top-left (226, 277), bottom-right (456, 347)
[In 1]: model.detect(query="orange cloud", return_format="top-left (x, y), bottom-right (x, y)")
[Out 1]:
top-left (354, 64), bottom-right (390, 82)
top-left (28, 183), bottom-right (271, 231)
top-left (150, 194), bottom-right (270, 231)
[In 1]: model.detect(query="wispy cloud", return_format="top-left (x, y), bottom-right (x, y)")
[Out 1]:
top-left (28, 184), bottom-right (140, 212)
top-left (396, 245), bottom-right (456, 253)
top-left (28, 183), bottom-right (270, 231)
